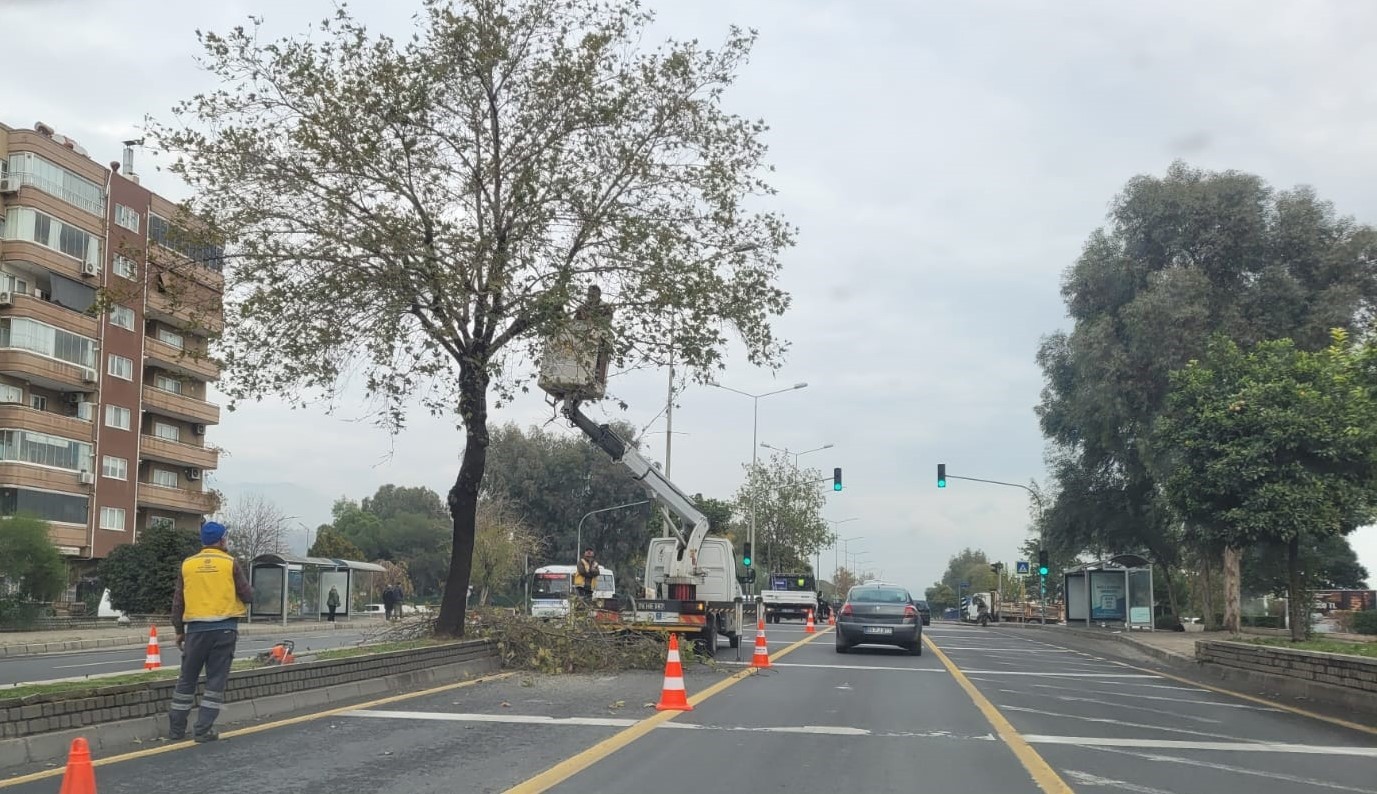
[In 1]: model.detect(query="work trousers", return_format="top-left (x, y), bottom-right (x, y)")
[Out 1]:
top-left (169, 628), bottom-right (238, 737)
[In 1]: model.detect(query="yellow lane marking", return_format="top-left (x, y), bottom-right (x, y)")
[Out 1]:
top-left (504, 628), bottom-right (831, 794)
top-left (0, 672), bottom-right (513, 789)
top-left (923, 634), bottom-right (1075, 794)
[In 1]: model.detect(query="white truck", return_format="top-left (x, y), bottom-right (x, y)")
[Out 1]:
top-left (538, 323), bottom-right (746, 656)
top-left (761, 572), bottom-right (819, 623)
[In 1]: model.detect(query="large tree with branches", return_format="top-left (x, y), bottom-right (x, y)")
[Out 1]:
top-left (151, 0), bottom-right (794, 635)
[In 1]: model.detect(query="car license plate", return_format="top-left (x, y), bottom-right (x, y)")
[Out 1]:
top-left (863, 626), bottom-right (892, 635)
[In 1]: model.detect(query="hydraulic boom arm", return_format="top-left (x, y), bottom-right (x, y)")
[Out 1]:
top-left (560, 400), bottom-right (711, 571)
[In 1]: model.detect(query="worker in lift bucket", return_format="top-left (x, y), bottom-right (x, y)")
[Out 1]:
top-left (574, 547), bottom-right (600, 601)
top-left (572, 285), bottom-right (614, 387)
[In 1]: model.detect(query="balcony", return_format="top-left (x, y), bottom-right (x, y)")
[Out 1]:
top-left (144, 336), bottom-right (220, 382)
top-left (139, 435), bottom-right (218, 471)
top-left (0, 290), bottom-right (99, 338)
top-left (0, 461), bottom-right (91, 493)
top-left (0, 349), bottom-right (95, 393)
top-left (0, 239), bottom-right (89, 284)
top-left (0, 404), bottom-right (93, 441)
top-left (146, 288), bottom-right (224, 335)
top-left (141, 385), bottom-right (220, 426)
top-left (137, 484), bottom-right (217, 515)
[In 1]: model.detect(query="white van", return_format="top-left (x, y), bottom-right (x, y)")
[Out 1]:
top-left (530, 564), bottom-right (616, 618)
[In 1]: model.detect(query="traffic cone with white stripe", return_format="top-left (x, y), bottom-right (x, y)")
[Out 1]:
top-left (144, 626), bottom-right (162, 670)
top-left (827, 608), bottom-right (836, 626)
top-left (805, 609), bottom-right (816, 633)
top-left (655, 633), bottom-right (693, 711)
top-left (749, 617), bottom-right (771, 669)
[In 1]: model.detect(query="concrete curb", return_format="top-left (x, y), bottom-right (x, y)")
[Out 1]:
top-left (0, 654), bottom-right (501, 769)
top-left (0, 620), bottom-right (388, 658)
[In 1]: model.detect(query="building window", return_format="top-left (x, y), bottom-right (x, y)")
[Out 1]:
top-left (0, 486), bottom-right (88, 524)
top-left (153, 421), bottom-right (179, 442)
top-left (99, 505), bottom-right (126, 531)
top-left (0, 384), bottom-right (21, 404)
top-left (110, 305), bottom-right (134, 330)
top-left (157, 328), bottom-right (184, 350)
top-left (28, 394), bottom-right (46, 411)
top-left (0, 272), bottom-right (30, 296)
top-left (0, 428), bottom-right (94, 470)
top-left (101, 455), bottom-right (128, 480)
top-left (107, 353), bottom-right (133, 380)
top-left (114, 204), bottom-right (140, 233)
top-left (0, 207), bottom-right (101, 267)
top-left (105, 404), bottom-right (131, 430)
top-left (148, 213), bottom-right (225, 272)
top-left (0, 317), bottom-right (97, 368)
top-left (113, 255), bottom-right (136, 280)
top-left (5, 153), bottom-right (105, 216)
top-left (154, 374), bottom-right (182, 394)
top-left (151, 468), bottom-right (179, 488)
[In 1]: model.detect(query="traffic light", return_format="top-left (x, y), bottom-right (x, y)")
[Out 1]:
top-left (833, 467), bottom-right (843, 491)
top-left (990, 562), bottom-right (1003, 575)
top-left (1037, 549), bottom-right (1049, 577)
top-left (937, 463), bottom-right (947, 488)
top-left (742, 542), bottom-right (753, 568)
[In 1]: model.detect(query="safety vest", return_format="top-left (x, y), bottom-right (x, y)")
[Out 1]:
top-left (574, 560), bottom-right (599, 588)
top-left (181, 548), bottom-right (247, 622)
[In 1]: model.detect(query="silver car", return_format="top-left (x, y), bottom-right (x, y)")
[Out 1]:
top-left (835, 584), bottom-right (922, 655)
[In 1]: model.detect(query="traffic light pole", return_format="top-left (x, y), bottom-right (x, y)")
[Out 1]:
top-left (940, 471), bottom-right (1048, 625)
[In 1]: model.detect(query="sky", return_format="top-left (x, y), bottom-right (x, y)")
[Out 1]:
top-left (6, 0), bottom-right (1377, 595)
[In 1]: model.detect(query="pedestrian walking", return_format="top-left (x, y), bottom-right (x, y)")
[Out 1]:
top-left (169, 521), bottom-right (252, 743)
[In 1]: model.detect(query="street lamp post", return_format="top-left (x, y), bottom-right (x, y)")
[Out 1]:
top-left (709, 380), bottom-right (808, 594)
top-left (939, 470), bottom-right (1048, 623)
top-left (760, 441), bottom-right (835, 570)
top-left (826, 522), bottom-right (859, 593)
top-left (576, 500), bottom-right (650, 557)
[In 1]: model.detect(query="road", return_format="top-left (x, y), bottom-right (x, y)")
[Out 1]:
top-left (2, 622), bottom-right (1375, 793)
top-left (0, 629), bottom-right (375, 686)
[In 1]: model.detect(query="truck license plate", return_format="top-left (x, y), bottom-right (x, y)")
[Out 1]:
top-left (863, 626), bottom-right (892, 635)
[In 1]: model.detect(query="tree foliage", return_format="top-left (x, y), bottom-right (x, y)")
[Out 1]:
top-left (152, 0), bottom-right (793, 636)
top-left (1155, 332), bottom-right (1377, 638)
top-left (0, 516), bottom-right (66, 602)
top-left (1036, 162), bottom-right (1377, 576)
top-left (97, 524), bottom-right (202, 615)
top-left (324, 488), bottom-right (453, 595)
top-left (309, 526), bottom-right (366, 561)
top-left (471, 496), bottom-right (544, 605)
top-left (1243, 531), bottom-right (1369, 596)
top-left (928, 548), bottom-right (1000, 602)
top-left (731, 453), bottom-right (833, 572)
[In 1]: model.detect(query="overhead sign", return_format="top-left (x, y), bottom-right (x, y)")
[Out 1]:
top-left (1016, 561), bottom-right (1030, 575)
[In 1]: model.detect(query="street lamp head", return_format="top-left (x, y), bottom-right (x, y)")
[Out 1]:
top-left (792, 382), bottom-right (808, 389)
top-left (821, 443), bottom-right (835, 450)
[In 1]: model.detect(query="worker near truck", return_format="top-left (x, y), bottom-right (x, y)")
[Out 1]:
top-left (574, 547), bottom-right (601, 600)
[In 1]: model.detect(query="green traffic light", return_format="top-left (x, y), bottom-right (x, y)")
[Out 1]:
top-left (1038, 566), bottom-right (1049, 576)
top-left (937, 463), bottom-right (947, 488)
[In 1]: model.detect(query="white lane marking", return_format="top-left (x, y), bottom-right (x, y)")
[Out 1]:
top-left (1086, 744), bottom-right (1377, 794)
top-left (930, 647), bottom-right (1077, 652)
top-left (342, 710), bottom-right (998, 740)
top-left (1030, 680), bottom-right (1207, 694)
top-left (1046, 694), bottom-right (1222, 724)
top-left (1027, 735), bottom-right (1377, 757)
top-left (956, 671), bottom-right (1158, 678)
top-left (998, 704), bottom-right (1254, 742)
top-left (716, 662), bottom-right (947, 672)
top-left (1064, 770), bottom-right (1180, 794)
top-left (1027, 683), bottom-right (1280, 712)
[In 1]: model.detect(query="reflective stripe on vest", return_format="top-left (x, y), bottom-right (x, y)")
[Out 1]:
top-left (181, 548), bottom-right (246, 622)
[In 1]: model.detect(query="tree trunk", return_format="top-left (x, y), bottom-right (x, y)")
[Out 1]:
top-left (1287, 535), bottom-right (1306, 642)
top-left (1200, 555), bottom-right (1216, 631)
top-left (433, 362), bottom-right (491, 638)
top-left (1222, 546), bottom-right (1241, 634)
top-left (1160, 563), bottom-right (1180, 621)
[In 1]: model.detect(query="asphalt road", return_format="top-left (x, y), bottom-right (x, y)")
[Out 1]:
top-left (0, 629), bottom-right (375, 686)
top-left (2, 621), bottom-right (1375, 793)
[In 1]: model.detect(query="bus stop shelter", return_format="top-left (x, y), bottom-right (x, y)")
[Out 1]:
top-left (248, 554), bottom-right (386, 626)
top-left (1064, 554), bottom-right (1155, 631)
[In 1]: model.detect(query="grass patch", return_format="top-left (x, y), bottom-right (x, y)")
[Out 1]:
top-left (1241, 636), bottom-right (1377, 658)
top-left (1, 659), bottom-right (263, 701)
top-left (312, 639), bottom-right (448, 661)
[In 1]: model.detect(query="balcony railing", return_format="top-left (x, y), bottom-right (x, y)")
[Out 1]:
top-left (139, 434), bottom-right (218, 471)
top-left (141, 385), bottom-right (220, 426)
top-left (144, 336), bottom-right (219, 382)
top-left (137, 483), bottom-right (217, 514)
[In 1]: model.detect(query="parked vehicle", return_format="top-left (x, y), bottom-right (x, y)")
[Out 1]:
top-left (835, 583), bottom-right (922, 655)
top-left (529, 564), bottom-right (617, 619)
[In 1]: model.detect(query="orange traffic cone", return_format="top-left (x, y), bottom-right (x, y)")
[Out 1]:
top-left (750, 617), bottom-right (771, 669)
top-left (827, 609), bottom-right (836, 626)
top-left (57, 736), bottom-right (96, 794)
top-left (144, 626), bottom-right (161, 670)
top-left (654, 633), bottom-right (693, 711)
top-left (805, 609), bottom-right (816, 634)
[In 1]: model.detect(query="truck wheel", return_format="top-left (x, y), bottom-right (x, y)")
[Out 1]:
top-left (698, 626), bottom-right (717, 658)
top-left (728, 633), bottom-right (740, 649)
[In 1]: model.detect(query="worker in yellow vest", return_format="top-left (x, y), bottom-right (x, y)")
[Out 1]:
top-left (169, 521), bottom-right (252, 743)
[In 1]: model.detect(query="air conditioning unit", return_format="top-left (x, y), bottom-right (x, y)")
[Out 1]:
top-left (0, 292), bottom-right (11, 308)
top-left (65, 391), bottom-right (82, 405)
top-left (192, 423), bottom-right (206, 436)
top-left (76, 401), bottom-right (95, 421)
top-left (79, 471), bottom-right (94, 485)
top-left (80, 368), bottom-right (97, 384)
top-left (185, 468), bottom-right (202, 481)
top-left (0, 176), bottom-right (16, 194)
top-left (81, 261), bottom-right (99, 278)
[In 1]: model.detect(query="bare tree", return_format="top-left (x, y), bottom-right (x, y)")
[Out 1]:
top-left (220, 494), bottom-right (289, 562)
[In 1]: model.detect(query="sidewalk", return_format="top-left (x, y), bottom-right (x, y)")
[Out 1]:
top-left (0, 618), bottom-right (391, 657)
top-left (997, 621), bottom-right (1204, 664)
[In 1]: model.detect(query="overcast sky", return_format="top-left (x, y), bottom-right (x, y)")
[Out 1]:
top-left (7, 0), bottom-right (1377, 594)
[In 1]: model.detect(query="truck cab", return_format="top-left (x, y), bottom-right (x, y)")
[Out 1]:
top-left (761, 572), bottom-right (819, 623)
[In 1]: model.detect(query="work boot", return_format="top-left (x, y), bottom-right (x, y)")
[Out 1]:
top-left (193, 729), bottom-right (219, 744)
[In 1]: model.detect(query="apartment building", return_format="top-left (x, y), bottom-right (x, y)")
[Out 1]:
top-left (0, 120), bottom-right (223, 568)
